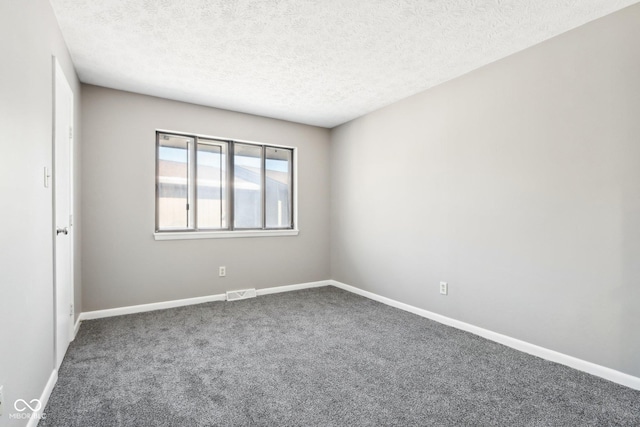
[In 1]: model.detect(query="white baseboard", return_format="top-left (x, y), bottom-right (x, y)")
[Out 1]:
top-left (256, 280), bottom-right (330, 296)
top-left (72, 316), bottom-right (81, 340)
top-left (329, 280), bottom-right (640, 391)
top-left (79, 280), bottom-right (331, 322)
top-left (80, 293), bottom-right (227, 321)
top-left (27, 369), bottom-right (57, 427)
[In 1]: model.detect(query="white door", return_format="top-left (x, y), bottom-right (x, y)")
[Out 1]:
top-left (53, 58), bottom-right (74, 369)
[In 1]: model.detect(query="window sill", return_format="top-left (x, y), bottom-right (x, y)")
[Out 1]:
top-left (154, 229), bottom-right (299, 241)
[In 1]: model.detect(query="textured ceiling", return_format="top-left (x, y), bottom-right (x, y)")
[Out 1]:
top-left (49, 0), bottom-right (638, 128)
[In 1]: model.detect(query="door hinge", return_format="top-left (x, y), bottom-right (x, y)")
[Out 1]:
top-left (70, 304), bottom-right (74, 316)
top-left (69, 126), bottom-right (73, 139)
top-left (186, 203), bottom-right (190, 210)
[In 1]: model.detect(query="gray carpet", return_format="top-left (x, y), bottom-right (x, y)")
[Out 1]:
top-left (41, 286), bottom-right (640, 426)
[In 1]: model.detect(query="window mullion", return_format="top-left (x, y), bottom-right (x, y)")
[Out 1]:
top-left (192, 138), bottom-right (198, 231)
top-left (219, 142), bottom-right (224, 230)
top-left (186, 141), bottom-right (191, 228)
top-left (261, 145), bottom-right (266, 230)
top-left (228, 141), bottom-right (235, 231)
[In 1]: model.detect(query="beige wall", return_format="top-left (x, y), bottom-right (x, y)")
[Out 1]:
top-left (0, 0), bottom-right (82, 425)
top-left (330, 4), bottom-right (640, 377)
top-left (81, 85), bottom-right (331, 311)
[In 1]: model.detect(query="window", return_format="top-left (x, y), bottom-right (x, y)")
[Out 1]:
top-left (156, 131), bottom-right (295, 239)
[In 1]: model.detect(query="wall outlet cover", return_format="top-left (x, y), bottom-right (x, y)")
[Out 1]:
top-left (440, 281), bottom-right (448, 295)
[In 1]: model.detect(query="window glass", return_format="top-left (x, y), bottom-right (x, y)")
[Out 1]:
top-left (266, 147), bottom-right (292, 228)
top-left (157, 134), bottom-right (192, 230)
top-left (156, 133), bottom-right (294, 233)
top-left (197, 141), bottom-right (227, 229)
top-left (234, 144), bottom-right (263, 229)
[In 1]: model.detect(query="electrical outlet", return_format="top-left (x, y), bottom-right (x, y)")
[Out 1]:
top-left (0, 385), bottom-right (4, 416)
top-left (440, 281), bottom-right (448, 295)
top-left (219, 266), bottom-right (226, 277)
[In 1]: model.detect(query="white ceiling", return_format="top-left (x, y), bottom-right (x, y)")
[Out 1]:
top-left (49, 0), bottom-right (638, 128)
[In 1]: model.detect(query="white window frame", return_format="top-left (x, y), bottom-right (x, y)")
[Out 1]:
top-left (154, 130), bottom-right (298, 241)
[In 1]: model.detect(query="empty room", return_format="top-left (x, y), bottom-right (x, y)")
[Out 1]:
top-left (1, 0), bottom-right (640, 425)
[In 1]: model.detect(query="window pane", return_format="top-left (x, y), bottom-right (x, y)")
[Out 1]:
top-left (197, 141), bottom-right (227, 229)
top-left (265, 147), bottom-right (292, 228)
top-left (234, 144), bottom-right (262, 229)
top-left (157, 134), bottom-right (192, 230)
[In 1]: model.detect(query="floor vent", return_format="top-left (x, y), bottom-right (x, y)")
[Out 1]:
top-left (226, 288), bottom-right (257, 301)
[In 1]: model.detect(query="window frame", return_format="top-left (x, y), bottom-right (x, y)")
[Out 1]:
top-left (154, 130), bottom-right (298, 240)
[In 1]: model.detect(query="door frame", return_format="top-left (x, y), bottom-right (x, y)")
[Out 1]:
top-left (52, 56), bottom-right (75, 369)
